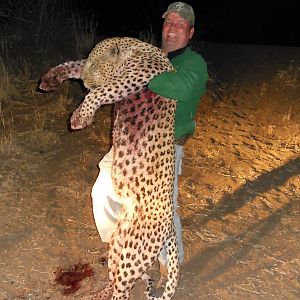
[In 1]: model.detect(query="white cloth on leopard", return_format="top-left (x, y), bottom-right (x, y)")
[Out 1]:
top-left (91, 147), bottom-right (122, 242)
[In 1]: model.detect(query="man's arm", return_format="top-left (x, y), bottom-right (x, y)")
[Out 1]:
top-left (148, 52), bottom-right (208, 103)
top-left (39, 59), bottom-right (86, 91)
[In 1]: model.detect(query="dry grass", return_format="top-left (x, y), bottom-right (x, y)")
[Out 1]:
top-left (73, 15), bottom-right (98, 57)
top-left (1, 38), bottom-right (34, 103)
top-left (276, 65), bottom-right (300, 88)
top-left (0, 55), bottom-right (18, 102)
top-left (0, 49), bottom-right (19, 154)
top-left (47, 83), bottom-right (74, 119)
top-left (0, 30), bottom-right (299, 299)
top-left (54, 93), bottom-right (73, 116)
top-left (0, 0), bottom-right (74, 49)
top-left (0, 104), bottom-right (17, 155)
top-left (138, 28), bottom-right (158, 46)
top-left (33, 103), bottom-right (47, 132)
top-left (0, 1), bottom-right (99, 156)
top-left (88, 129), bottom-right (110, 147)
top-left (0, 50), bottom-right (64, 152)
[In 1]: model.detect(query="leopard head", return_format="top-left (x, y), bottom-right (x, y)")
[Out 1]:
top-left (81, 38), bottom-right (123, 90)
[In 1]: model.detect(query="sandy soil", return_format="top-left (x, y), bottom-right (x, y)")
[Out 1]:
top-left (0, 42), bottom-right (299, 300)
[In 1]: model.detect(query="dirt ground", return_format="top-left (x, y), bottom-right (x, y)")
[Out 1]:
top-left (0, 42), bottom-right (299, 300)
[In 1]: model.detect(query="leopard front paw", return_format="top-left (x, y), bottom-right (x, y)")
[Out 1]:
top-left (39, 67), bottom-right (68, 92)
top-left (70, 105), bottom-right (93, 130)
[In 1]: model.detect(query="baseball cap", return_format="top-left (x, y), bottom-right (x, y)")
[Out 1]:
top-left (162, 2), bottom-right (195, 26)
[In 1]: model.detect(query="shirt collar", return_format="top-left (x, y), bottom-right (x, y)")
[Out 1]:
top-left (167, 46), bottom-right (187, 60)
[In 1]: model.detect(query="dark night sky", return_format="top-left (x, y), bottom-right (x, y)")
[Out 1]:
top-left (75, 0), bottom-right (299, 47)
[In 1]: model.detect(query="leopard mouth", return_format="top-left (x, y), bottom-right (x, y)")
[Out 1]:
top-left (84, 83), bottom-right (96, 91)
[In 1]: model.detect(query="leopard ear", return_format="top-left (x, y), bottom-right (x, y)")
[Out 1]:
top-left (110, 46), bottom-right (120, 57)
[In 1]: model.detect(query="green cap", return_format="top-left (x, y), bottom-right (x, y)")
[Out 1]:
top-left (162, 2), bottom-right (195, 26)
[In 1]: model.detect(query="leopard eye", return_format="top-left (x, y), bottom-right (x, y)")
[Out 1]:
top-left (90, 64), bottom-right (97, 73)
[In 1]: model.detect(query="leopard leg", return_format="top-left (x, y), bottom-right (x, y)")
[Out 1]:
top-left (110, 223), bottom-right (162, 299)
top-left (83, 216), bottom-right (128, 300)
top-left (162, 233), bottom-right (179, 299)
top-left (39, 59), bottom-right (86, 91)
top-left (145, 231), bottom-right (179, 300)
top-left (141, 273), bottom-right (155, 296)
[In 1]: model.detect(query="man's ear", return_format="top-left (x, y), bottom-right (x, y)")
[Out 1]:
top-left (189, 27), bottom-right (195, 39)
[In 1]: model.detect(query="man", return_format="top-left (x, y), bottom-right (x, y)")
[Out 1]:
top-left (92, 1), bottom-right (208, 276)
top-left (148, 1), bottom-right (208, 273)
top-left (40, 1), bottom-right (208, 279)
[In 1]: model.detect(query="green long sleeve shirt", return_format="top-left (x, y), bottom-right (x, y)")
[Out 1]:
top-left (148, 47), bottom-right (208, 140)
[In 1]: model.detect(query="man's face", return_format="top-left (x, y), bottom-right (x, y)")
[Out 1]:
top-left (161, 12), bottom-right (194, 53)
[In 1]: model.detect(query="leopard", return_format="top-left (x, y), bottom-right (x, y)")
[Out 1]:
top-left (39, 36), bottom-right (174, 130)
top-left (39, 37), bottom-right (179, 299)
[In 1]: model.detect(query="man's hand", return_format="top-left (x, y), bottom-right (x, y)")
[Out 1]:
top-left (39, 66), bottom-right (69, 91)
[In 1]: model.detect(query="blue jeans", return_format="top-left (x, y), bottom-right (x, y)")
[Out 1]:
top-left (158, 145), bottom-right (184, 266)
